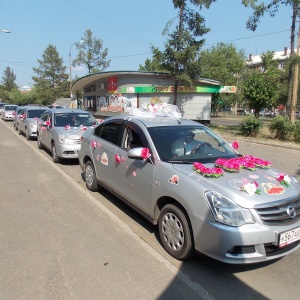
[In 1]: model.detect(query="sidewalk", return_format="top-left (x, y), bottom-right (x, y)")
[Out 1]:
top-left (0, 120), bottom-right (208, 299)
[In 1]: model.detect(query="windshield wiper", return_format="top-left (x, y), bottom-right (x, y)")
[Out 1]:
top-left (168, 160), bottom-right (194, 164)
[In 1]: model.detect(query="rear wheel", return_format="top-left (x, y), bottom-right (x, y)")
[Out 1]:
top-left (85, 161), bottom-right (98, 192)
top-left (52, 143), bottom-right (61, 163)
top-left (158, 204), bottom-right (194, 260)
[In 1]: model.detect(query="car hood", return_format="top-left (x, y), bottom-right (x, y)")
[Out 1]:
top-left (56, 126), bottom-right (93, 138)
top-left (172, 163), bottom-right (300, 208)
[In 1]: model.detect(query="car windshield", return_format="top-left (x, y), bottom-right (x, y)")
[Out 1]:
top-left (4, 106), bottom-right (18, 111)
top-left (27, 109), bottom-right (47, 118)
top-left (148, 125), bottom-right (238, 163)
top-left (54, 113), bottom-right (97, 127)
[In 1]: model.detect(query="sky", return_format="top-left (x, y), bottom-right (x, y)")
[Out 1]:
top-left (0, 0), bottom-right (292, 87)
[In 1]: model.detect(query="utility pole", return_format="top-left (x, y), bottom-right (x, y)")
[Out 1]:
top-left (291, 24), bottom-right (300, 123)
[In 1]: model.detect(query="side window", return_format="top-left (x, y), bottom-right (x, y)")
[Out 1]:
top-left (123, 125), bottom-right (147, 150)
top-left (94, 121), bottom-right (124, 147)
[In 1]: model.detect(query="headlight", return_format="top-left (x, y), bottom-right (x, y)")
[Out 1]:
top-left (58, 134), bottom-right (75, 144)
top-left (205, 191), bottom-right (254, 227)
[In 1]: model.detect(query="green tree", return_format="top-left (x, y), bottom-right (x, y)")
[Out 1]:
top-left (73, 29), bottom-right (110, 75)
top-left (1, 66), bottom-right (18, 91)
top-left (32, 44), bottom-right (69, 104)
top-left (242, 0), bottom-right (300, 117)
top-left (140, 0), bottom-right (216, 105)
top-left (199, 43), bottom-right (246, 113)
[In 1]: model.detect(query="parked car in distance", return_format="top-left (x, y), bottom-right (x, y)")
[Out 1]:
top-left (1, 104), bottom-right (18, 121)
top-left (48, 105), bottom-right (65, 109)
top-left (18, 106), bottom-right (47, 140)
top-left (78, 105), bottom-right (300, 264)
top-left (0, 102), bottom-right (7, 115)
top-left (13, 106), bottom-right (25, 130)
top-left (37, 108), bottom-right (98, 163)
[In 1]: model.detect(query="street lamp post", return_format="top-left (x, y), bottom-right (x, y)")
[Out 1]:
top-left (69, 39), bottom-right (84, 100)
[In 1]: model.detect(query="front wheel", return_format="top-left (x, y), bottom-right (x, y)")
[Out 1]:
top-left (85, 161), bottom-right (99, 192)
top-left (37, 135), bottom-right (43, 149)
top-left (52, 143), bottom-right (61, 163)
top-left (25, 128), bottom-right (31, 140)
top-left (158, 204), bottom-right (194, 260)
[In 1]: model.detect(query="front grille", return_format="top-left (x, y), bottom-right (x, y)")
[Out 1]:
top-left (254, 196), bottom-right (300, 225)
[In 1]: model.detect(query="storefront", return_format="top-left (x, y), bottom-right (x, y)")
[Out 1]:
top-left (72, 71), bottom-right (236, 122)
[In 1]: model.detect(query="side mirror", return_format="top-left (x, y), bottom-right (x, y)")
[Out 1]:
top-left (127, 147), bottom-right (144, 160)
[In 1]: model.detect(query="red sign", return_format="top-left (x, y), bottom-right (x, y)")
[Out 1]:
top-left (108, 77), bottom-right (118, 92)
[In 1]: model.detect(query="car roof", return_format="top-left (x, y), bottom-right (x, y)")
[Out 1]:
top-left (24, 105), bottom-right (47, 110)
top-left (106, 114), bottom-right (203, 128)
top-left (49, 108), bottom-right (92, 114)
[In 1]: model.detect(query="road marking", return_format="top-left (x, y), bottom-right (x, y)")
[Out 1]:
top-left (2, 120), bottom-right (214, 300)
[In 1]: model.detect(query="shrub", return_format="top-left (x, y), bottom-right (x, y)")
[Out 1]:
top-left (269, 116), bottom-right (293, 140)
top-left (293, 121), bottom-right (300, 143)
top-left (239, 116), bottom-right (262, 137)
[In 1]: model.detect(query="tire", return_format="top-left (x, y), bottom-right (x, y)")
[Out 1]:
top-left (158, 204), bottom-right (194, 260)
top-left (85, 161), bottom-right (99, 192)
top-left (52, 143), bottom-right (61, 163)
top-left (37, 135), bottom-right (43, 149)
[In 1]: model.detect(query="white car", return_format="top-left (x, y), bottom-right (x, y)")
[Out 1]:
top-left (1, 104), bottom-right (18, 121)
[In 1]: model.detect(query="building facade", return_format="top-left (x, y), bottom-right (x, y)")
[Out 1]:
top-left (72, 71), bottom-right (236, 122)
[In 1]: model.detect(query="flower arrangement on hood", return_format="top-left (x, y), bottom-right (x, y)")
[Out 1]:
top-left (193, 162), bottom-right (224, 178)
top-left (277, 173), bottom-right (291, 187)
top-left (215, 156), bottom-right (271, 172)
top-left (65, 124), bottom-right (71, 130)
top-left (241, 181), bottom-right (261, 195)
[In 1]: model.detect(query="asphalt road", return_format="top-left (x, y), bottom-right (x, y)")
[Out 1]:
top-left (1, 118), bottom-right (300, 300)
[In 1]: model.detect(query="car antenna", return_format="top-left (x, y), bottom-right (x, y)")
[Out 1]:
top-left (162, 105), bottom-right (181, 124)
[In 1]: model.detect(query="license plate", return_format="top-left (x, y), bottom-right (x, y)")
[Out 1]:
top-left (279, 227), bottom-right (300, 247)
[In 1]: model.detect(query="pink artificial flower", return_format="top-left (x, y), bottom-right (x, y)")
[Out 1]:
top-left (141, 148), bottom-right (151, 160)
top-left (232, 141), bottom-right (239, 150)
top-left (65, 125), bottom-right (71, 130)
top-left (45, 120), bottom-right (51, 126)
top-left (114, 154), bottom-right (123, 163)
top-left (91, 140), bottom-right (97, 148)
top-left (277, 173), bottom-right (291, 187)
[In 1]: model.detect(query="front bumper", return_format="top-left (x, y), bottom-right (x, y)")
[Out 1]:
top-left (192, 215), bottom-right (300, 264)
top-left (55, 143), bottom-right (81, 159)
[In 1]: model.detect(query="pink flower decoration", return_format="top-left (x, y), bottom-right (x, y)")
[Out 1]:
top-left (277, 173), bottom-right (291, 187)
top-left (65, 125), bottom-right (71, 130)
top-left (12, 111), bottom-right (16, 115)
top-left (91, 141), bottom-right (97, 148)
top-left (45, 121), bottom-right (51, 126)
top-left (41, 127), bottom-right (46, 131)
top-left (193, 162), bottom-right (224, 178)
top-left (141, 148), bottom-right (151, 160)
top-left (114, 154), bottom-right (123, 163)
top-left (232, 141), bottom-right (239, 150)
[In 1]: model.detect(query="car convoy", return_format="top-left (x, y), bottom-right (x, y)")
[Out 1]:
top-left (2, 103), bottom-right (300, 264)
